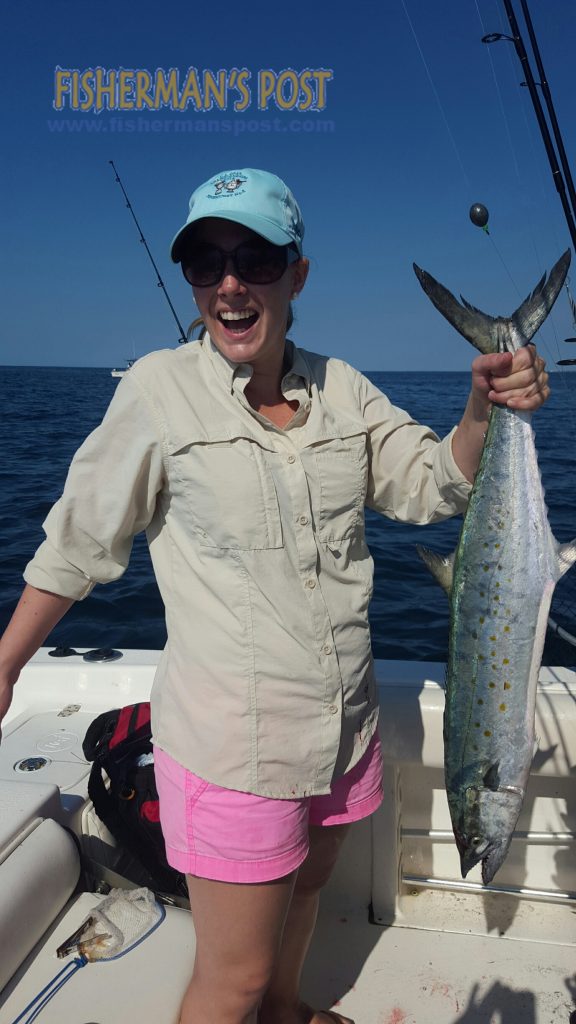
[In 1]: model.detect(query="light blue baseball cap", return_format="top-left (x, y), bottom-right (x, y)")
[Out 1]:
top-left (170, 168), bottom-right (305, 262)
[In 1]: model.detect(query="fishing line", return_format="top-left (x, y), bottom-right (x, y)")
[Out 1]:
top-left (565, 277), bottom-right (576, 331)
top-left (402, 0), bottom-right (556, 356)
top-left (476, 0), bottom-right (562, 280)
top-left (474, 0), bottom-right (570, 380)
top-left (486, 234), bottom-right (523, 299)
top-left (496, 0), bottom-right (576, 376)
top-left (399, 0), bottom-right (472, 195)
top-left (488, 0), bottom-right (576, 652)
top-left (475, 0), bottom-right (522, 183)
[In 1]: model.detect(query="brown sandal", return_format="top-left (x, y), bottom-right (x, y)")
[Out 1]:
top-left (301, 1008), bottom-right (355, 1024)
top-left (257, 1005), bottom-right (355, 1024)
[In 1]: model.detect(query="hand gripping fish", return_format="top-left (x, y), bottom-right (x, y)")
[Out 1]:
top-left (414, 250), bottom-right (576, 885)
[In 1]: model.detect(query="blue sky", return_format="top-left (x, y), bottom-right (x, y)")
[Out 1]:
top-left (2, 0), bottom-right (575, 371)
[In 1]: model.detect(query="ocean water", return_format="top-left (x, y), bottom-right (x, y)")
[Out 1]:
top-left (2, 363), bottom-right (576, 666)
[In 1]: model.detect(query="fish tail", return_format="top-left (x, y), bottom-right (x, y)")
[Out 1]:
top-left (413, 249), bottom-right (571, 352)
top-left (511, 250), bottom-right (571, 341)
top-left (413, 263), bottom-right (497, 354)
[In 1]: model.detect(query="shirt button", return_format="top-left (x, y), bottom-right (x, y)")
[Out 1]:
top-left (287, 454), bottom-right (296, 464)
top-left (299, 515), bottom-right (309, 526)
top-left (328, 704), bottom-right (339, 715)
top-left (305, 579), bottom-right (316, 590)
top-left (322, 644), bottom-right (333, 655)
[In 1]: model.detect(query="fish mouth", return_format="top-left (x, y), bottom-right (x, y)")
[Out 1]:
top-left (457, 835), bottom-right (507, 885)
top-left (480, 844), bottom-right (508, 886)
top-left (454, 827), bottom-right (491, 880)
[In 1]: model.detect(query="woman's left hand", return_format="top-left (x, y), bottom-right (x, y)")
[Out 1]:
top-left (471, 343), bottom-right (550, 411)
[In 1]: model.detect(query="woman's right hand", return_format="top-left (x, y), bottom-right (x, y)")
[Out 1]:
top-left (0, 585), bottom-right (76, 741)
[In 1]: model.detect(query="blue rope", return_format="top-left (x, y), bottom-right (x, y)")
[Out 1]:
top-left (9, 957), bottom-right (87, 1024)
top-left (8, 900), bottom-right (165, 1022)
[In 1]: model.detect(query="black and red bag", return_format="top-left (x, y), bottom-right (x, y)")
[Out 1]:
top-left (82, 702), bottom-right (187, 898)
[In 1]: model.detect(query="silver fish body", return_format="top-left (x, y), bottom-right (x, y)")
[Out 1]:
top-left (446, 400), bottom-right (556, 883)
top-left (414, 251), bottom-right (575, 884)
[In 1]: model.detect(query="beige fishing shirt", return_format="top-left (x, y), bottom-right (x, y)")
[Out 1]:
top-left (25, 337), bottom-right (471, 797)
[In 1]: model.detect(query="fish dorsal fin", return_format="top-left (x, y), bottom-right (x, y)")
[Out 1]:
top-left (557, 539), bottom-right (576, 578)
top-left (413, 264), bottom-right (498, 354)
top-left (417, 545), bottom-right (455, 595)
top-left (483, 762), bottom-right (500, 791)
top-left (511, 250), bottom-right (571, 341)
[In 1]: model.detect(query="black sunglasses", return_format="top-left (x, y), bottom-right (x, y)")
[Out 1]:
top-left (181, 241), bottom-right (300, 287)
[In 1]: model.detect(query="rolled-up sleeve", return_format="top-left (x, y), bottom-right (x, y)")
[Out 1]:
top-left (352, 370), bottom-right (471, 524)
top-left (24, 372), bottom-right (166, 599)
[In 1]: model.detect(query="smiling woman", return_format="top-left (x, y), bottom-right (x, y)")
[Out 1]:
top-left (179, 218), bottom-right (307, 409)
top-left (0, 165), bottom-right (552, 1024)
top-left (179, 220), bottom-right (306, 390)
top-left (171, 169), bottom-right (309, 410)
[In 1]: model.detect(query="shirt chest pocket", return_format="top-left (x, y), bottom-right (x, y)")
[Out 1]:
top-left (311, 433), bottom-right (368, 543)
top-left (168, 436), bottom-right (283, 550)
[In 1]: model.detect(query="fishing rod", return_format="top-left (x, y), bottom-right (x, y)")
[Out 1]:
top-left (482, 1), bottom-right (576, 254)
top-left (519, 0), bottom-right (576, 229)
top-left (109, 160), bottom-right (188, 344)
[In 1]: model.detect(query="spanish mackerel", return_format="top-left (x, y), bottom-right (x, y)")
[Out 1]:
top-left (414, 250), bottom-right (575, 884)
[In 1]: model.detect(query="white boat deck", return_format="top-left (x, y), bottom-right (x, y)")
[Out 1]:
top-left (0, 651), bottom-right (574, 1023)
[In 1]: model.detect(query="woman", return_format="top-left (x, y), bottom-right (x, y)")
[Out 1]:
top-left (0, 168), bottom-right (549, 1024)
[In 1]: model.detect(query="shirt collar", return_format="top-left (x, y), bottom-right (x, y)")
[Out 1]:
top-left (202, 334), bottom-right (311, 396)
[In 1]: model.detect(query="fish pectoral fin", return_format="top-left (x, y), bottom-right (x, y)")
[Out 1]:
top-left (557, 539), bottom-right (576, 578)
top-left (416, 545), bottom-right (455, 596)
top-left (483, 762), bottom-right (501, 791)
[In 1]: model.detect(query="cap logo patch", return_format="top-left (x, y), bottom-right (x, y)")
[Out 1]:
top-left (208, 173), bottom-right (247, 199)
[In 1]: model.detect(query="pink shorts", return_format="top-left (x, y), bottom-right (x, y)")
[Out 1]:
top-left (154, 732), bottom-right (384, 883)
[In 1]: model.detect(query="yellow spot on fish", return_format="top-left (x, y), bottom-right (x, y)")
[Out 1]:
top-left (489, 682), bottom-right (496, 689)
top-left (479, 616), bottom-right (485, 624)
top-left (499, 703), bottom-right (507, 712)
top-left (503, 682), bottom-right (511, 690)
top-left (483, 565), bottom-right (489, 572)
top-left (490, 635), bottom-right (496, 641)
top-left (478, 698), bottom-right (484, 705)
top-left (483, 542), bottom-right (489, 549)
top-left (494, 595), bottom-right (500, 602)
top-left (495, 582), bottom-right (500, 588)
top-left (475, 722), bottom-right (480, 728)
top-left (478, 654), bottom-right (485, 661)
top-left (484, 730), bottom-right (492, 737)
top-left (491, 650), bottom-right (496, 657)
top-left (503, 658), bottom-right (509, 665)
top-left (491, 664), bottom-right (498, 671)
top-left (504, 626), bottom-right (510, 633)
top-left (505, 608), bottom-right (511, 615)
